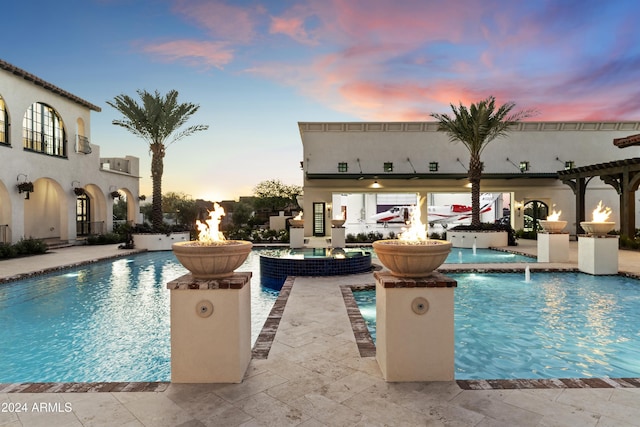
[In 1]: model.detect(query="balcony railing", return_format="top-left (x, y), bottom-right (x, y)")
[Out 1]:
top-left (76, 135), bottom-right (92, 154)
top-left (100, 157), bottom-right (131, 174)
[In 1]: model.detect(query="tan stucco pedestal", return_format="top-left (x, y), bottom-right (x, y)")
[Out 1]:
top-left (290, 227), bottom-right (304, 248)
top-left (374, 271), bottom-right (456, 382)
top-left (167, 272), bottom-right (251, 383)
top-left (331, 226), bottom-right (345, 248)
top-left (578, 235), bottom-right (619, 275)
top-left (537, 232), bottom-right (569, 263)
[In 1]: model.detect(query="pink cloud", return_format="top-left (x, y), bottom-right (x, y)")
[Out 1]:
top-left (140, 39), bottom-right (233, 69)
top-left (171, 0), bottom-right (259, 43)
top-left (269, 16), bottom-right (316, 45)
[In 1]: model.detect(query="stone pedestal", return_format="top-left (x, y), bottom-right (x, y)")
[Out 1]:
top-left (290, 227), bottom-right (304, 248)
top-left (331, 226), bottom-right (345, 248)
top-left (374, 271), bottom-right (456, 382)
top-left (537, 232), bottom-right (569, 263)
top-left (578, 235), bottom-right (619, 275)
top-left (167, 272), bottom-right (251, 383)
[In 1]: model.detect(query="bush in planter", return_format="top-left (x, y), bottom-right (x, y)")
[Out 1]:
top-left (451, 223), bottom-right (518, 246)
top-left (86, 233), bottom-right (125, 245)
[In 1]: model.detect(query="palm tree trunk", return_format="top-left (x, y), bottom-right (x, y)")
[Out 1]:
top-left (151, 145), bottom-right (165, 231)
top-left (469, 155), bottom-right (482, 227)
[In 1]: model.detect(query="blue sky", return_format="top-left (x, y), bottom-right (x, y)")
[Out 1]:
top-left (3, 0), bottom-right (640, 201)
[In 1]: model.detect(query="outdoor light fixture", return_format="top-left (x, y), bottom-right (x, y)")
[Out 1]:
top-left (384, 162), bottom-right (393, 172)
top-left (515, 201), bottom-right (524, 217)
top-left (338, 162), bottom-right (348, 172)
top-left (429, 162), bottom-right (439, 172)
top-left (371, 180), bottom-right (382, 189)
top-left (519, 161), bottom-right (529, 172)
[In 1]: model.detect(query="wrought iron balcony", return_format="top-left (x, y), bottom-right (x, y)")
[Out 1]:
top-left (76, 135), bottom-right (92, 154)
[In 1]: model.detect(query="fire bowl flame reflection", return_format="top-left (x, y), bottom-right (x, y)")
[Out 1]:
top-left (372, 239), bottom-right (452, 277)
top-left (539, 220), bottom-right (567, 233)
top-left (172, 240), bottom-right (253, 279)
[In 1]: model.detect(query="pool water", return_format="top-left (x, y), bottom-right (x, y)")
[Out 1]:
top-left (354, 272), bottom-right (640, 379)
top-left (0, 251), bottom-right (278, 383)
top-left (443, 248), bottom-right (533, 263)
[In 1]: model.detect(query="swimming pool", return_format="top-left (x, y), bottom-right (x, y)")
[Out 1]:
top-left (353, 272), bottom-right (640, 379)
top-left (444, 248), bottom-right (533, 263)
top-left (0, 250), bottom-right (278, 383)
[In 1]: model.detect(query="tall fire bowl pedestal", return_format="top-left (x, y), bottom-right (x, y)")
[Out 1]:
top-left (578, 222), bottom-right (618, 275)
top-left (167, 272), bottom-right (252, 383)
top-left (537, 221), bottom-right (569, 263)
top-left (374, 271), bottom-right (457, 382)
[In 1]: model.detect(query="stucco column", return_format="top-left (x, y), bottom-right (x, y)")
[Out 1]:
top-left (167, 272), bottom-right (252, 383)
top-left (375, 271), bottom-right (457, 382)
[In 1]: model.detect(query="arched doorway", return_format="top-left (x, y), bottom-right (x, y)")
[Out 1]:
top-left (523, 200), bottom-right (549, 232)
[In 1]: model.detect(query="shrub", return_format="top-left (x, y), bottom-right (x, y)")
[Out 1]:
top-left (13, 238), bottom-right (48, 255)
top-left (86, 233), bottom-right (124, 245)
top-left (0, 238), bottom-right (47, 259)
top-left (0, 243), bottom-right (17, 258)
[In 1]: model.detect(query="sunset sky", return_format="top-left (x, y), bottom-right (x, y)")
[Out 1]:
top-left (4, 0), bottom-right (640, 201)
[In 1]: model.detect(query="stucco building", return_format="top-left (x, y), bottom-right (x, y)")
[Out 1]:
top-left (0, 59), bottom-right (140, 245)
top-left (299, 121), bottom-right (640, 238)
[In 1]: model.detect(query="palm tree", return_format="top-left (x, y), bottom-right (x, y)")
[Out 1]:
top-left (107, 90), bottom-right (208, 231)
top-left (431, 96), bottom-right (533, 227)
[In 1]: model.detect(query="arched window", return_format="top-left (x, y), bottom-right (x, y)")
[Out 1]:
top-left (22, 102), bottom-right (66, 157)
top-left (523, 200), bottom-right (549, 232)
top-left (0, 96), bottom-right (7, 145)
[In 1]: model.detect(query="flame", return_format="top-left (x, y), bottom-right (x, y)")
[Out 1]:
top-left (196, 203), bottom-right (226, 244)
top-left (293, 211), bottom-right (303, 220)
top-left (398, 198), bottom-right (428, 242)
top-left (591, 200), bottom-right (612, 222)
top-left (547, 209), bottom-right (562, 221)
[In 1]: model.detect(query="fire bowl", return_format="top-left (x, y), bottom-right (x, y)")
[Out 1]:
top-left (539, 220), bottom-right (567, 233)
top-left (331, 219), bottom-right (346, 228)
top-left (289, 219), bottom-right (304, 228)
top-left (172, 240), bottom-right (252, 279)
top-left (580, 221), bottom-right (615, 236)
top-left (372, 239), bottom-right (452, 278)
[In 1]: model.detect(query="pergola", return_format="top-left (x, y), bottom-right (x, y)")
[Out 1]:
top-left (558, 133), bottom-right (640, 236)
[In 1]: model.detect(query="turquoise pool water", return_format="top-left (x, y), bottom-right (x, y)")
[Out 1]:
top-left (0, 251), bottom-right (278, 383)
top-left (443, 248), bottom-right (533, 263)
top-left (354, 272), bottom-right (640, 379)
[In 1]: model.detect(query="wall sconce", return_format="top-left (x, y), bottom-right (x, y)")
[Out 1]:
top-left (429, 162), bottom-right (439, 172)
top-left (519, 161), bottom-right (530, 172)
top-left (514, 201), bottom-right (524, 217)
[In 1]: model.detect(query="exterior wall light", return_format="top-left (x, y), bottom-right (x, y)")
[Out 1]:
top-left (429, 162), bottom-right (439, 172)
top-left (519, 161), bottom-right (530, 172)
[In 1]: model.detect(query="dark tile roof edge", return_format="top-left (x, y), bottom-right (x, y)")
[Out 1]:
top-left (0, 58), bottom-right (102, 112)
